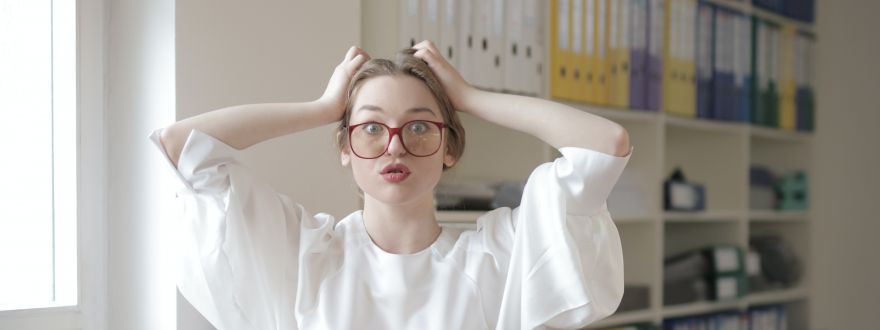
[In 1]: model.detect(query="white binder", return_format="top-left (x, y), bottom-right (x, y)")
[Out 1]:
top-left (522, 0), bottom-right (546, 96)
top-left (457, 0), bottom-right (476, 85)
top-left (399, 0), bottom-right (421, 49)
top-left (472, 0), bottom-right (505, 91)
top-left (421, 0), bottom-right (441, 50)
top-left (503, 0), bottom-right (525, 93)
top-left (439, 0), bottom-right (459, 67)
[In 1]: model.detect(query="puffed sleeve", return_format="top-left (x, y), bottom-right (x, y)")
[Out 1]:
top-left (484, 146), bottom-right (632, 329)
top-left (149, 129), bottom-right (335, 330)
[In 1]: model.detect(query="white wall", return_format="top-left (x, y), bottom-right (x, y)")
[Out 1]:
top-left (105, 0), bottom-right (176, 329)
top-left (175, 1), bottom-right (361, 328)
top-left (812, 0), bottom-right (880, 328)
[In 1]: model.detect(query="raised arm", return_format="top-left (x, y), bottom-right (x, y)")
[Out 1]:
top-left (160, 46), bottom-right (371, 167)
top-left (412, 41), bottom-right (630, 157)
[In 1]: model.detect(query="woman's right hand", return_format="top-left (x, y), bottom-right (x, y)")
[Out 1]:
top-left (318, 46), bottom-right (371, 120)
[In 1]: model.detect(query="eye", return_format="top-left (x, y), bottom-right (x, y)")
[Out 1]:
top-left (362, 123), bottom-right (385, 135)
top-left (407, 121), bottom-right (430, 134)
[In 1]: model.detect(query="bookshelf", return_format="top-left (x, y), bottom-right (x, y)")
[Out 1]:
top-left (362, 0), bottom-right (813, 328)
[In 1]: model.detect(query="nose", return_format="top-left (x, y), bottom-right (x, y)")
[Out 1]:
top-left (385, 133), bottom-right (407, 156)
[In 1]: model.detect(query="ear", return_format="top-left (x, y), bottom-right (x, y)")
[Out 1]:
top-left (340, 148), bottom-right (351, 167)
top-left (443, 150), bottom-right (457, 168)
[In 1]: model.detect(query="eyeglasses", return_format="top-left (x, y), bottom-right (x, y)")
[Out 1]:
top-left (347, 120), bottom-right (446, 159)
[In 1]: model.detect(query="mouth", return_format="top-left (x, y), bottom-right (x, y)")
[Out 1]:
top-left (381, 164), bottom-right (411, 183)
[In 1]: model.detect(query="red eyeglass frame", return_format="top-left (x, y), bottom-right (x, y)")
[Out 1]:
top-left (346, 120), bottom-right (446, 159)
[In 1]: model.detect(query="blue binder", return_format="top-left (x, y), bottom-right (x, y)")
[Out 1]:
top-left (696, 1), bottom-right (715, 119)
top-left (734, 11), bottom-right (753, 123)
top-left (713, 7), bottom-right (736, 122)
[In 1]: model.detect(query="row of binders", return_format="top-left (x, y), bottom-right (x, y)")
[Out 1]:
top-left (398, 0), bottom-right (546, 96)
top-left (550, 0), bottom-right (816, 131)
top-left (662, 304), bottom-right (788, 330)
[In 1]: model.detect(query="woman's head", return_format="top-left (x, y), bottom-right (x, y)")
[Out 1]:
top-left (335, 48), bottom-right (466, 205)
top-left (336, 49), bottom-right (465, 163)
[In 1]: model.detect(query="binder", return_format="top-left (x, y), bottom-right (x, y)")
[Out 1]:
top-left (795, 31), bottom-right (814, 131)
top-left (593, 0), bottom-right (609, 105)
top-left (522, 0), bottom-right (546, 96)
top-left (575, 0), bottom-right (591, 102)
top-left (663, 0), bottom-right (696, 117)
top-left (733, 11), bottom-right (753, 123)
top-left (550, 0), bottom-right (576, 101)
top-left (778, 25), bottom-right (797, 131)
top-left (695, 1), bottom-right (714, 119)
top-left (439, 0), bottom-right (459, 68)
top-left (713, 7), bottom-right (737, 122)
top-left (583, 0), bottom-right (597, 103)
top-left (457, 0), bottom-right (477, 85)
top-left (608, 0), bottom-right (632, 109)
top-left (751, 17), bottom-right (780, 127)
top-left (503, 0), bottom-right (525, 93)
top-left (421, 0), bottom-right (441, 50)
top-left (646, 0), bottom-right (664, 111)
top-left (472, 0), bottom-right (505, 91)
top-left (399, 0), bottom-right (421, 49)
top-left (629, 0), bottom-right (649, 110)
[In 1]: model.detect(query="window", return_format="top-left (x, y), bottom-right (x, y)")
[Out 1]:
top-left (0, 0), bottom-right (77, 311)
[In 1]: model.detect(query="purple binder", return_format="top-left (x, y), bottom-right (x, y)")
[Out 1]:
top-left (645, 0), bottom-right (664, 111)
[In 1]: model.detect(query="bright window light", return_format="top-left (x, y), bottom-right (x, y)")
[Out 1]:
top-left (0, 0), bottom-right (77, 311)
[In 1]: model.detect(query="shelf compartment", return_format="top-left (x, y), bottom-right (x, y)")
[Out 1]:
top-left (749, 125), bottom-right (813, 144)
top-left (664, 222), bottom-right (743, 260)
top-left (662, 299), bottom-right (742, 320)
top-left (586, 308), bottom-right (657, 329)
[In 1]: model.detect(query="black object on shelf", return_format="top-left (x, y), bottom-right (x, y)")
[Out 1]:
top-left (618, 285), bottom-right (651, 313)
top-left (750, 235), bottom-right (803, 290)
top-left (664, 167), bottom-right (706, 211)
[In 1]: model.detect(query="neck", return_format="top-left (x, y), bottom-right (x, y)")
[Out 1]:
top-left (362, 193), bottom-right (441, 254)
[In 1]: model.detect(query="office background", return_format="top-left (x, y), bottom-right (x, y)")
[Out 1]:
top-left (0, 0), bottom-right (876, 329)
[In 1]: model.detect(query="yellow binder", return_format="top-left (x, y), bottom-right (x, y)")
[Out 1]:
top-left (572, 0), bottom-right (590, 103)
top-left (582, 0), bottom-right (597, 103)
top-left (551, 0), bottom-right (576, 101)
top-left (593, 0), bottom-right (609, 105)
top-left (779, 25), bottom-right (797, 131)
top-left (608, 0), bottom-right (631, 109)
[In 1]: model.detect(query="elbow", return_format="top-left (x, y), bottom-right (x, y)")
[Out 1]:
top-left (612, 125), bottom-right (631, 157)
top-left (160, 124), bottom-right (185, 167)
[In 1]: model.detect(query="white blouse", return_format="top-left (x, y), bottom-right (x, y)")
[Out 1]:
top-left (150, 129), bottom-right (632, 330)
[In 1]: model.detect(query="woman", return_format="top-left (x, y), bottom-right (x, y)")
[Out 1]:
top-left (153, 40), bottom-right (632, 329)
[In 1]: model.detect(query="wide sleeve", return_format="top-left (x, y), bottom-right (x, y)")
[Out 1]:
top-left (149, 129), bottom-right (335, 330)
top-left (487, 146), bottom-right (632, 329)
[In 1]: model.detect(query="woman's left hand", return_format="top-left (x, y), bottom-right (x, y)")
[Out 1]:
top-left (412, 40), bottom-right (478, 113)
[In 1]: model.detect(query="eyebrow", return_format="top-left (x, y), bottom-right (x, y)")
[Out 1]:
top-left (357, 104), bottom-right (438, 118)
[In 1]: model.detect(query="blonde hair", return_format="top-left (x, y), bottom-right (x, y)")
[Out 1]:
top-left (335, 48), bottom-right (465, 170)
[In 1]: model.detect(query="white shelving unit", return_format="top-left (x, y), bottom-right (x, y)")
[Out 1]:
top-left (363, 0), bottom-right (813, 328)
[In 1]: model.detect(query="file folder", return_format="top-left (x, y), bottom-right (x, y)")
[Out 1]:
top-left (522, 0), bottom-right (546, 96)
top-left (421, 0), bottom-right (441, 50)
top-left (503, 0), bottom-right (525, 93)
top-left (472, 0), bottom-right (505, 91)
top-left (629, 0), bottom-right (649, 110)
top-left (713, 7), bottom-right (737, 122)
top-left (778, 25), bottom-right (797, 131)
top-left (695, 1), bottom-right (714, 119)
top-left (733, 11), bottom-right (753, 123)
top-left (550, 0), bottom-right (577, 101)
top-left (608, 0), bottom-right (631, 109)
top-left (574, 0), bottom-right (591, 102)
top-left (663, 0), bottom-right (697, 117)
top-left (751, 17), bottom-right (780, 127)
top-left (795, 31), bottom-right (814, 131)
top-left (457, 0), bottom-right (477, 85)
top-left (593, 0), bottom-right (609, 105)
top-left (582, 0), bottom-right (597, 103)
top-left (439, 0), bottom-right (459, 68)
top-left (399, 0), bottom-right (421, 49)
top-left (646, 0), bottom-right (664, 111)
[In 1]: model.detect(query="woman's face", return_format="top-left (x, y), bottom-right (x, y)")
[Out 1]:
top-left (341, 75), bottom-right (456, 205)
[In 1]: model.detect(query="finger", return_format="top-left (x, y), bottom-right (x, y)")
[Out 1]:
top-left (348, 53), bottom-right (368, 72)
top-left (413, 40), bottom-right (439, 57)
top-left (344, 46), bottom-right (358, 62)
